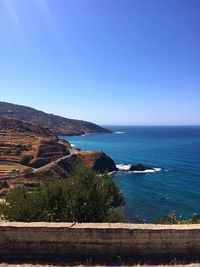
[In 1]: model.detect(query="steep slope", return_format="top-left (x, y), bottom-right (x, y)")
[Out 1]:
top-left (32, 151), bottom-right (117, 179)
top-left (0, 102), bottom-right (112, 135)
top-left (0, 117), bottom-right (70, 177)
top-left (0, 117), bottom-right (117, 192)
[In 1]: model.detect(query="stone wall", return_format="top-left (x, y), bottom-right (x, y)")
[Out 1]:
top-left (0, 222), bottom-right (200, 261)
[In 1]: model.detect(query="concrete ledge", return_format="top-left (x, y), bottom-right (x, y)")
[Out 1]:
top-left (0, 222), bottom-right (200, 261)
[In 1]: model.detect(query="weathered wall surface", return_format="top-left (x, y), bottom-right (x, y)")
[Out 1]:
top-left (0, 222), bottom-right (200, 261)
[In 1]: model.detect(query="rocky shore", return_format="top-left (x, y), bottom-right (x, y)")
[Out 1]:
top-left (0, 115), bottom-right (161, 193)
top-left (0, 117), bottom-right (116, 192)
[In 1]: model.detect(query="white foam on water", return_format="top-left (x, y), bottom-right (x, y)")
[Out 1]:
top-left (132, 167), bottom-right (162, 173)
top-left (116, 164), bottom-right (162, 173)
top-left (108, 171), bottom-right (117, 175)
top-left (82, 133), bottom-right (93, 136)
top-left (153, 167), bottom-right (162, 172)
top-left (116, 164), bottom-right (132, 171)
top-left (71, 144), bottom-right (75, 147)
top-left (114, 131), bottom-right (125, 134)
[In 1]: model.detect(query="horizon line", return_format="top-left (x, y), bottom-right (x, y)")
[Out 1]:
top-left (101, 124), bottom-right (200, 127)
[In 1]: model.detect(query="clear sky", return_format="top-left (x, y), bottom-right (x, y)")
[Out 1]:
top-left (0, 0), bottom-right (200, 125)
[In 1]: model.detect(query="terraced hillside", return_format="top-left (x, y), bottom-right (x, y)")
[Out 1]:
top-left (0, 101), bottom-right (112, 135)
top-left (0, 117), bottom-right (117, 193)
top-left (0, 117), bottom-right (70, 178)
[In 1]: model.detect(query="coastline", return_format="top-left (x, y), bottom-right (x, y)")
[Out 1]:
top-left (63, 126), bottom-right (200, 223)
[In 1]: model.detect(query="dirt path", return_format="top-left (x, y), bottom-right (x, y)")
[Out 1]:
top-left (33, 149), bottom-right (77, 174)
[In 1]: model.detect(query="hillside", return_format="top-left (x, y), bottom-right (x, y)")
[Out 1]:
top-left (0, 102), bottom-right (112, 136)
top-left (0, 117), bottom-right (117, 192)
top-left (0, 117), bottom-right (71, 177)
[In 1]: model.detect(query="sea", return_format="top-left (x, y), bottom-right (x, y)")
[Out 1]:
top-left (61, 126), bottom-right (200, 223)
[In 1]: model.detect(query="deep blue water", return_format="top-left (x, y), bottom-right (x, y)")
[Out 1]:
top-left (61, 126), bottom-right (200, 223)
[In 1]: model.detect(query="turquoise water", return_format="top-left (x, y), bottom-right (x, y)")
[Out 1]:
top-left (61, 126), bottom-right (200, 223)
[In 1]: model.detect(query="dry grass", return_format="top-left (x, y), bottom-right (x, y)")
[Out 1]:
top-left (0, 162), bottom-right (29, 176)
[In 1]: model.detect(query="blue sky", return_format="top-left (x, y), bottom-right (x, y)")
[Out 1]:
top-left (0, 0), bottom-right (200, 125)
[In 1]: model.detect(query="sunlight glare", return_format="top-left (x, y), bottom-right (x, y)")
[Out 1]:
top-left (3, 0), bottom-right (22, 36)
top-left (33, 0), bottom-right (62, 40)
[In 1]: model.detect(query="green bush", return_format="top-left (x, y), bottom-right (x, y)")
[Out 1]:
top-left (0, 181), bottom-right (9, 190)
top-left (20, 154), bottom-right (33, 165)
top-left (23, 168), bottom-right (33, 178)
top-left (65, 165), bottom-right (125, 222)
top-left (0, 165), bottom-right (125, 222)
top-left (191, 214), bottom-right (200, 223)
top-left (14, 147), bottom-right (22, 156)
top-left (154, 211), bottom-right (180, 224)
top-left (155, 211), bottom-right (200, 224)
top-left (11, 169), bottom-right (17, 176)
top-left (4, 149), bottom-right (11, 155)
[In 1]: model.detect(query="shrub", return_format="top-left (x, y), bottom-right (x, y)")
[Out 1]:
top-left (155, 211), bottom-right (200, 224)
top-left (65, 165), bottom-right (125, 222)
top-left (11, 169), bottom-right (17, 176)
top-left (191, 214), bottom-right (200, 223)
top-left (20, 144), bottom-right (32, 150)
top-left (24, 168), bottom-right (33, 174)
top-left (20, 154), bottom-right (34, 165)
top-left (23, 168), bottom-right (33, 178)
top-left (0, 187), bottom-right (40, 221)
top-left (0, 181), bottom-right (9, 190)
top-left (154, 211), bottom-right (180, 224)
top-left (4, 149), bottom-right (11, 155)
top-left (0, 165), bottom-right (125, 222)
top-left (14, 147), bottom-right (22, 156)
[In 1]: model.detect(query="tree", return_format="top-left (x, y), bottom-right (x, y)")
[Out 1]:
top-left (65, 165), bottom-right (125, 222)
top-left (0, 165), bottom-right (125, 222)
top-left (20, 154), bottom-right (33, 165)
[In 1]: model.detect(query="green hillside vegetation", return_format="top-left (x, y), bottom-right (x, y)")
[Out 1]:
top-left (155, 211), bottom-right (200, 224)
top-left (0, 165), bottom-right (125, 222)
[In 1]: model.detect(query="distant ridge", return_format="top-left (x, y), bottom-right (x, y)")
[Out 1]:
top-left (0, 101), bottom-right (112, 136)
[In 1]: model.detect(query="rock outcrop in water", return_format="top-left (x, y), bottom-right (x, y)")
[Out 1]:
top-left (129, 163), bottom-right (154, 171)
top-left (76, 151), bottom-right (117, 173)
top-left (116, 163), bottom-right (155, 172)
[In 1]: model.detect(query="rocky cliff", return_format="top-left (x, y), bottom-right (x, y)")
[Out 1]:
top-left (77, 151), bottom-right (117, 173)
top-left (30, 151), bottom-right (117, 181)
top-left (0, 117), bottom-right (117, 191)
top-left (0, 102), bottom-right (112, 135)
